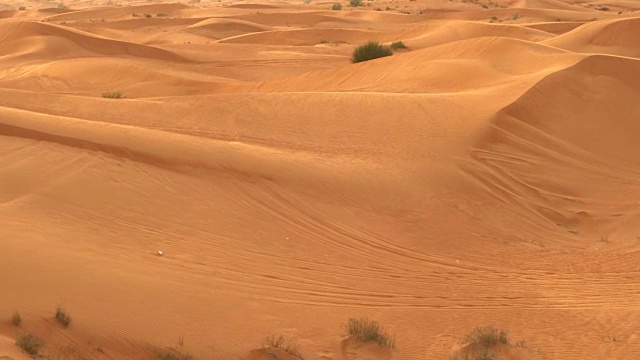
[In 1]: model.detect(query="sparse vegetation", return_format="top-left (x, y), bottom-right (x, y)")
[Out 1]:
top-left (346, 317), bottom-right (395, 348)
top-left (263, 335), bottom-right (304, 359)
top-left (451, 349), bottom-right (497, 360)
top-left (451, 326), bottom-right (510, 360)
top-left (304, 0), bottom-right (312, 4)
top-left (144, 13), bottom-right (151, 17)
top-left (16, 334), bottom-right (45, 356)
top-left (390, 41), bottom-right (406, 50)
top-left (157, 349), bottom-right (193, 360)
top-left (600, 235), bottom-right (610, 243)
top-left (331, 2), bottom-right (342, 10)
top-left (55, 307), bottom-right (71, 328)
top-left (102, 91), bottom-right (124, 99)
top-left (11, 311), bottom-right (22, 326)
top-left (349, 0), bottom-right (362, 7)
top-left (463, 325), bottom-right (509, 348)
top-left (57, 2), bottom-right (67, 8)
top-left (19, 6), bottom-right (27, 10)
top-left (351, 41), bottom-right (393, 63)
top-left (511, 12), bottom-right (519, 20)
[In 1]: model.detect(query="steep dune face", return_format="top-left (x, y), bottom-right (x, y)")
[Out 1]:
top-left (466, 55), bottom-right (640, 238)
top-left (2, 1), bottom-right (640, 360)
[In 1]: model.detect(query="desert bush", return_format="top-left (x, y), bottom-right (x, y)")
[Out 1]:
top-left (102, 91), bottom-right (124, 99)
top-left (331, 2), bottom-right (342, 10)
top-left (16, 334), bottom-right (45, 356)
top-left (19, 6), bottom-right (26, 10)
top-left (464, 325), bottom-right (509, 347)
top-left (346, 317), bottom-right (395, 348)
top-left (349, 0), bottom-right (362, 6)
top-left (144, 13), bottom-right (151, 17)
top-left (451, 349), bottom-right (497, 360)
top-left (263, 335), bottom-right (304, 359)
top-left (157, 350), bottom-right (193, 360)
top-left (55, 307), bottom-right (71, 328)
top-left (351, 41), bottom-right (392, 63)
top-left (511, 12), bottom-right (519, 20)
top-left (11, 311), bottom-right (22, 326)
top-left (390, 41), bottom-right (406, 49)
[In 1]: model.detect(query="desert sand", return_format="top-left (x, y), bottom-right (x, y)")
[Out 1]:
top-left (1, 0), bottom-right (640, 358)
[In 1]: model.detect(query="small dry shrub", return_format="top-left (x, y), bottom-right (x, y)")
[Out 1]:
top-left (346, 317), bottom-right (395, 348)
top-left (16, 333), bottom-right (45, 356)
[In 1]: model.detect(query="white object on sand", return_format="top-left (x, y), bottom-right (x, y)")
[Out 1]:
top-left (157, 250), bottom-right (164, 256)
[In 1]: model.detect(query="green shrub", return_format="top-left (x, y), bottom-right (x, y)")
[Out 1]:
top-left (16, 334), bottom-right (45, 356)
top-left (390, 41), bottom-right (406, 49)
top-left (351, 41), bottom-right (392, 63)
top-left (55, 307), bottom-right (71, 328)
top-left (11, 311), bottom-right (22, 326)
top-left (331, 2), bottom-right (342, 10)
top-left (346, 317), bottom-right (395, 348)
top-left (19, 6), bottom-right (26, 10)
top-left (349, 0), bottom-right (362, 6)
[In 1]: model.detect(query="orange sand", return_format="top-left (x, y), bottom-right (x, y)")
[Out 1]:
top-left (1, 0), bottom-right (640, 359)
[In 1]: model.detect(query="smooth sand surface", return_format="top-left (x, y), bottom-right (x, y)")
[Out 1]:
top-left (1, 0), bottom-right (640, 359)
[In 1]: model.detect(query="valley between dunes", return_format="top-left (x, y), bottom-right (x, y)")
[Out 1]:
top-left (1, 0), bottom-right (640, 359)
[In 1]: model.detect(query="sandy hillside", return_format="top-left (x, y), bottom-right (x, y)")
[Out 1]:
top-left (1, 0), bottom-right (640, 359)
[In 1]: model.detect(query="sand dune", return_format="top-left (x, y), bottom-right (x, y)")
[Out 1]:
top-left (511, 0), bottom-right (593, 12)
top-left (544, 16), bottom-right (640, 58)
top-left (248, 37), bottom-right (578, 94)
top-left (2, 1), bottom-right (640, 360)
top-left (0, 21), bottom-right (188, 62)
top-left (467, 54), bottom-right (640, 234)
top-left (44, 3), bottom-right (189, 22)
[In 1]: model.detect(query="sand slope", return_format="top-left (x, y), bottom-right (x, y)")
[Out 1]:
top-left (1, 1), bottom-right (640, 360)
